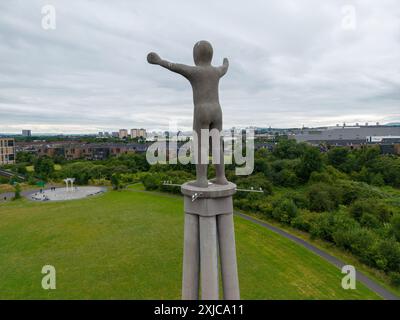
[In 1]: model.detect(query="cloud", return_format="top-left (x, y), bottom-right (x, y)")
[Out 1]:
top-left (0, 0), bottom-right (399, 133)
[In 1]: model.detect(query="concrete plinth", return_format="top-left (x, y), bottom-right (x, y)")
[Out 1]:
top-left (181, 181), bottom-right (240, 300)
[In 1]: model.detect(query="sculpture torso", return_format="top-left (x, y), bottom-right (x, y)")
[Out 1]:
top-left (188, 66), bottom-right (222, 127)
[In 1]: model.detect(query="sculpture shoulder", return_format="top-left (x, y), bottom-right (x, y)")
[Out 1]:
top-left (190, 66), bottom-right (221, 79)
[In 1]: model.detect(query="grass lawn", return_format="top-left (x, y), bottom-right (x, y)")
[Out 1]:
top-left (0, 189), bottom-right (380, 299)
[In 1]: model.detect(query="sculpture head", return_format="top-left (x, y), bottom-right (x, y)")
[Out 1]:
top-left (193, 40), bottom-right (213, 66)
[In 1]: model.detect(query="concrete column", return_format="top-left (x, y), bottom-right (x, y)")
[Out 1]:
top-left (199, 215), bottom-right (219, 300)
top-left (182, 213), bottom-right (200, 300)
top-left (218, 213), bottom-right (240, 300)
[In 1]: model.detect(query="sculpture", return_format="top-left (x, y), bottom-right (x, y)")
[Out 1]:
top-left (147, 40), bottom-right (228, 187)
top-left (148, 41), bottom-right (240, 300)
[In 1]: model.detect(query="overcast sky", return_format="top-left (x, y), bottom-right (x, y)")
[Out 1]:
top-left (0, 0), bottom-right (399, 133)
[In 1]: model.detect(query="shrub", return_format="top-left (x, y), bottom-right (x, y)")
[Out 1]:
top-left (296, 147), bottom-right (323, 181)
top-left (309, 171), bottom-right (333, 184)
top-left (374, 239), bottom-right (400, 272)
top-left (272, 198), bottom-right (298, 224)
top-left (389, 272), bottom-right (400, 287)
top-left (291, 210), bottom-right (318, 232)
top-left (273, 169), bottom-right (299, 187)
top-left (309, 213), bottom-right (334, 241)
top-left (337, 180), bottom-right (383, 205)
top-left (110, 174), bottom-right (122, 190)
top-left (236, 173), bottom-right (273, 198)
top-left (286, 191), bottom-right (309, 209)
top-left (13, 183), bottom-right (21, 200)
top-left (390, 215), bottom-right (400, 242)
top-left (333, 228), bottom-right (376, 265)
top-left (307, 183), bottom-right (341, 212)
top-left (349, 199), bottom-right (392, 224)
top-left (142, 173), bottom-right (162, 191)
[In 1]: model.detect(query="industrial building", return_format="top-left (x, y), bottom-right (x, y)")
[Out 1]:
top-left (293, 124), bottom-right (400, 146)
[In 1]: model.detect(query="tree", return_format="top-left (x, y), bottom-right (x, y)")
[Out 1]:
top-left (13, 183), bottom-right (21, 200)
top-left (327, 147), bottom-right (349, 171)
top-left (307, 183), bottom-right (341, 212)
top-left (297, 147), bottom-right (323, 181)
top-left (110, 174), bottom-right (122, 190)
top-left (272, 198), bottom-right (298, 224)
top-left (391, 215), bottom-right (400, 242)
top-left (273, 168), bottom-right (299, 187)
top-left (34, 157), bottom-right (55, 179)
top-left (273, 139), bottom-right (306, 159)
top-left (349, 199), bottom-right (392, 224)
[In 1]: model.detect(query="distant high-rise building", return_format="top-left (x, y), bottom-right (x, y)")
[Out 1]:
top-left (119, 129), bottom-right (128, 139)
top-left (0, 138), bottom-right (16, 165)
top-left (130, 128), bottom-right (147, 139)
top-left (111, 132), bottom-right (119, 137)
top-left (130, 128), bottom-right (138, 138)
top-left (138, 128), bottom-right (146, 138)
top-left (22, 130), bottom-right (31, 137)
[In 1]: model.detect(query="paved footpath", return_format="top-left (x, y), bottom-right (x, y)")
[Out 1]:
top-left (0, 185), bottom-right (59, 202)
top-left (236, 212), bottom-right (399, 300)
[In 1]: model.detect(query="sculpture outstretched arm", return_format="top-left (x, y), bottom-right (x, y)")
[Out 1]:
top-left (218, 58), bottom-right (229, 77)
top-left (147, 52), bottom-right (193, 79)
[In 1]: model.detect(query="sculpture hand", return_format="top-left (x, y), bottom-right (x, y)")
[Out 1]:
top-left (223, 58), bottom-right (229, 67)
top-left (147, 52), bottom-right (162, 65)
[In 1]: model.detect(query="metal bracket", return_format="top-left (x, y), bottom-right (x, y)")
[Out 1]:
top-left (163, 181), bottom-right (264, 194)
top-left (236, 187), bottom-right (264, 193)
top-left (191, 192), bottom-right (203, 202)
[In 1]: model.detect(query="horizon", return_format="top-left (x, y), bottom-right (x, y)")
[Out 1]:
top-left (1, 121), bottom-right (400, 136)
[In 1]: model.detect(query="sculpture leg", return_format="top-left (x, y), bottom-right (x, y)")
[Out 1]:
top-left (193, 125), bottom-right (208, 187)
top-left (211, 122), bottom-right (228, 185)
top-left (218, 213), bottom-right (240, 300)
top-left (199, 215), bottom-right (219, 300)
top-left (182, 213), bottom-right (200, 300)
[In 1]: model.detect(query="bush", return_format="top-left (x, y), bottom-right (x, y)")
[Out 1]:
top-left (142, 173), bottom-right (162, 191)
top-left (273, 169), bottom-right (299, 187)
top-left (235, 173), bottom-right (273, 198)
top-left (271, 198), bottom-right (298, 224)
top-left (286, 191), bottom-right (309, 209)
top-left (13, 183), bottom-right (21, 200)
top-left (374, 239), bottom-right (400, 272)
top-left (110, 174), bottom-right (122, 190)
top-left (333, 228), bottom-right (376, 264)
top-left (309, 171), bottom-right (333, 184)
top-left (390, 215), bottom-right (400, 242)
top-left (296, 147), bottom-right (323, 181)
top-left (309, 213), bottom-right (334, 241)
top-left (306, 183), bottom-right (341, 212)
top-left (337, 180), bottom-right (383, 205)
top-left (291, 210), bottom-right (318, 232)
top-left (389, 272), bottom-right (400, 287)
top-left (349, 199), bottom-right (392, 224)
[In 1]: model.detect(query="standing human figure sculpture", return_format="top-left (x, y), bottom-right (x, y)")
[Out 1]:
top-left (147, 41), bottom-right (240, 300)
top-left (147, 40), bottom-right (228, 187)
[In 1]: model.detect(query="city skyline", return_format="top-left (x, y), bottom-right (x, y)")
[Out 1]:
top-left (1, 1), bottom-right (400, 133)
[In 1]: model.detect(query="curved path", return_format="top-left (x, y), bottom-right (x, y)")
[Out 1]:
top-left (124, 188), bottom-right (400, 300)
top-left (236, 212), bottom-right (399, 300)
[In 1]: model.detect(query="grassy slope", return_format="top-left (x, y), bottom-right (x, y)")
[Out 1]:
top-left (0, 190), bottom-right (379, 299)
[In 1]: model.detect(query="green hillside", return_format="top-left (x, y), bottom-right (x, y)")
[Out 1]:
top-left (0, 189), bottom-right (379, 299)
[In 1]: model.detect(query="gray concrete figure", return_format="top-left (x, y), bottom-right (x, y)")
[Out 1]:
top-left (147, 40), bottom-right (228, 188)
top-left (148, 41), bottom-right (240, 300)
